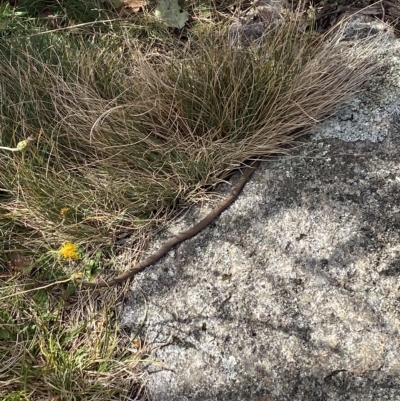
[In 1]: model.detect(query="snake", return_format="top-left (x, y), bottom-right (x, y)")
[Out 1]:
top-left (79, 160), bottom-right (260, 288)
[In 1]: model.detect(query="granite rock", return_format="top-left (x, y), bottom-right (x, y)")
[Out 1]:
top-left (121, 20), bottom-right (400, 401)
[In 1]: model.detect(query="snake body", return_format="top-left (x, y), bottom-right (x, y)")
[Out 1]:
top-left (80, 160), bottom-right (260, 288)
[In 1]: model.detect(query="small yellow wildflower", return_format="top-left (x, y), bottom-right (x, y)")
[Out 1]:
top-left (60, 207), bottom-right (70, 216)
top-left (60, 242), bottom-right (80, 260)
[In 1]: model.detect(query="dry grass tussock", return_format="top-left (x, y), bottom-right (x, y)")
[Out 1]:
top-left (0, 20), bottom-right (390, 250)
top-left (0, 14), bottom-right (392, 399)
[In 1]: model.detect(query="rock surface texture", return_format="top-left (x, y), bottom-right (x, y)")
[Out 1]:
top-left (121, 20), bottom-right (400, 401)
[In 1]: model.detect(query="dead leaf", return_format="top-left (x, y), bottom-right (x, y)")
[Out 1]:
top-left (7, 253), bottom-right (32, 272)
top-left (155, 0), bottom-right (188, 29)
top-left (124, 0), bottom-right (146, 12)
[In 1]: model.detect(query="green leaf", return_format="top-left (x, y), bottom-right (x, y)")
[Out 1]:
top-left (0, 328), bottom-right (11, 340)
top-left (34, 289), bottom-right (48, 306)
top-left (155, 0), bottom-right (188, 29)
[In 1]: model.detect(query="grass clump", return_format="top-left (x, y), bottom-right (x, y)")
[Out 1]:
top-left (0, 20), bottom-right (386, 253)
top-left (0, 11), bottom-right (391, 399)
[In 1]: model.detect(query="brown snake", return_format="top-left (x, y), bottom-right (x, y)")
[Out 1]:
top-left (79, 160), bottom-right (260, 288)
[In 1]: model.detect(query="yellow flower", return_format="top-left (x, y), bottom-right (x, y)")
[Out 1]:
top-left (60, 207), bottom-right (70, 216)
top-left (60, 242), bottom-right (80, 260)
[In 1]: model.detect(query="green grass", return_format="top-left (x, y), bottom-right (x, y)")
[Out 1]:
top-left (0, 3), bottom-right (389, 399)
top-left (0, 0), bottom-right (112, 26)
top-left (0, 276), bottom-right (147, 400)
